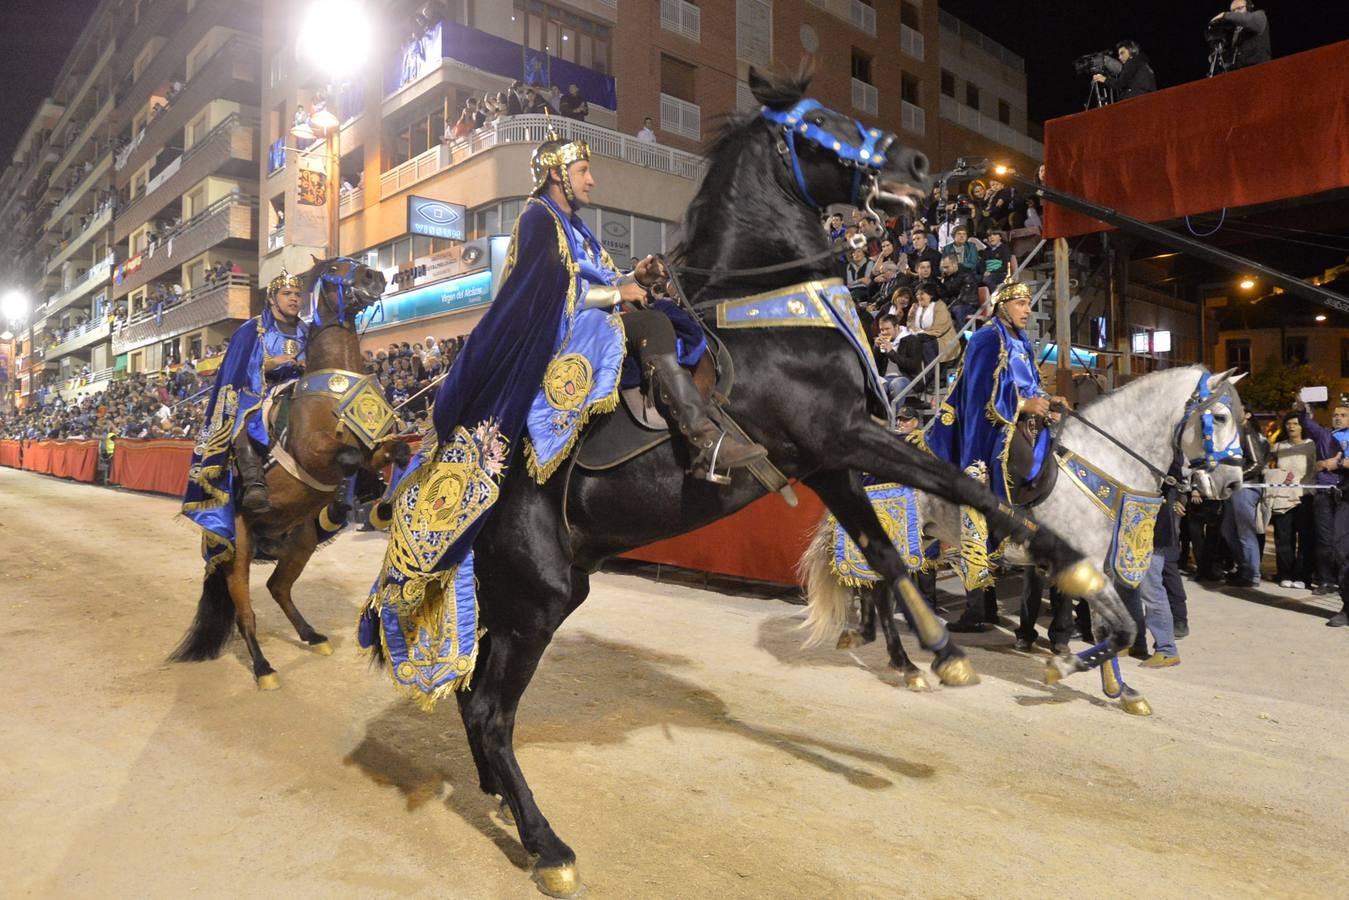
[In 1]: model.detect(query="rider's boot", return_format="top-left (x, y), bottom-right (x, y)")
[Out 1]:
top-left (233, 430), bottom-right (271, 516)
top-left (648, 353), bottom-right (768, 483)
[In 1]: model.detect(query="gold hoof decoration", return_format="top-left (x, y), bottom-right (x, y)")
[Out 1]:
top-left (1054, 560), bottom-right (1106, 597)
top-left (904, 670), bottom-right (932, 692)
top-left (1044, 662), bottom-right (1063, 685)
top-left (1121, 694), bottom-right (1153, 717)
top-left (532, 863), bottom-right (583, 898)
top-left (836, 630), bottom-right (866, 650)
top-left (310, 640), bottom-right (334, 656)
top-left (934, 656), bottom-right (980, 687)
top-left (256, 673), bottom-right (281, 691)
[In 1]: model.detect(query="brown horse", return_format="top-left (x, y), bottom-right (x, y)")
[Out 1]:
top-left (170, 257), bottom-right (407, 688)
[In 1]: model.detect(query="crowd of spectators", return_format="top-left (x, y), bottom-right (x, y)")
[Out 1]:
top-left (362, 335), bottom-right (467, 426)
top-left (0, 366), bottom-right (207, 442)
top-left (445, 80), bottom-right (590, 143)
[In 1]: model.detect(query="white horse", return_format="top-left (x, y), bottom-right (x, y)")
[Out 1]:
top-left (800, 364), bottom-right (1246, 715)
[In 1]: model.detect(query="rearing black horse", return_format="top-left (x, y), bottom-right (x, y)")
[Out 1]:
top-left (379, 70), bottom-right (1130, 896)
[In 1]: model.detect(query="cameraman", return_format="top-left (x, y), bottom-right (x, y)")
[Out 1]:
top-left (1092, 41), bottom-right (1156, 100)
top-left (1210, 1), bottom-right (1270, 70)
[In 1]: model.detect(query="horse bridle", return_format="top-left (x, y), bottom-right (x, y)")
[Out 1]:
top-left (310, 257), bottom-right (381, 334)
top-left (1051, 370), bottom-right (1243, 489)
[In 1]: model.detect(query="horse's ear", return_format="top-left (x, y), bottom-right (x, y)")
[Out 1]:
top-left (1229, 372), bottom-right (1248, 385)
top-left (748, 63), bottom-right (812, 111)
top-left (747, 67), bottom-right (778, 109)
top-left (310, 253), bottom-right (323, 266)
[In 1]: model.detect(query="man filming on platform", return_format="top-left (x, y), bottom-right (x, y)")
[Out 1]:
top-left (1209, 1), bottom-right (1270, 71)
top-left (1091, 41), bottom-right (1157, 100)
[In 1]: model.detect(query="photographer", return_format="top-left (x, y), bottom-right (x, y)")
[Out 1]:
top-left (1210, 1), bottom-right (1270, 70)
top-left (1092, 41), bottom-right (1156, 100)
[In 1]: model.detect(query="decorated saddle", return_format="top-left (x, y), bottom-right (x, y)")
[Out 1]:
top-left (826, 481), bottom-right (937, 587)
top-left (1055, 448), bottom-right (1163, 589)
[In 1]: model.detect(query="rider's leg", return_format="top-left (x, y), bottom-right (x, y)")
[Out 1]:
top-left (624, 308), bottom-right (767, 476)
top-left (232, 427), bottom-right (270, 515)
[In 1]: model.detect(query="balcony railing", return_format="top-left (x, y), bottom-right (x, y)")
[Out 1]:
top-left (939, 94), bottom-right (1043, 159)
top-left (660, 0), bottom-right (701, 41)
top-left (49, 94), bottom-right (115, 193)
top-left (379, 114), bottom-right (706, 200)
top-left (659, 94), bottom-right (701, 141)
top-left (901, 100), bottom-right (926, 136)
top-left (113, 273), bottom-right (254, 356)
top-left (339, 186), bottom-right (363, 219)
top-left (46, 255), bottom-right (115, 317)
top-left (47, 152), bottom-right (112, 233)
top-left (900, 24), bottom-right (925, 61)
top-left (849, 0), bottom-right (876, 36)
top-left (267, 226), bottom-right (285, 252)
top-left (45, 319), bottom-right (112, 360)
top-left (114, 114), bottom-right (257, 240)
top-left (114, 193), bottom-right (256, 298)
top-left (851, 78), bottom-right (879, 116)
top-left (46, 204), bottom-right (114, 275)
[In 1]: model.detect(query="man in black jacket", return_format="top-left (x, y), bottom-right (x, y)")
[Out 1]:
top-left (1211, 1), bottom-right (1271, 69)
top-left (1093, 41), bottom-right (1156, 100)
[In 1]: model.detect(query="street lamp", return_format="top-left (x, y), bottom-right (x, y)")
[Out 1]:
top-left (296, 0), bottom-right (374, 259)
top-left (1, 289), bottom-right (28, 324)
top-left (1, 290), bottom-right (29, 413)
top-left (1239, 278), bottom-right (1256, 290)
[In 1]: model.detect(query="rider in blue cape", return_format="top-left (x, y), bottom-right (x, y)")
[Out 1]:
top-left (926, 281), bottom-right (1061, 622)
top-left (181, 269), bottom-right (308, 570)
top-left (359, 130), bottom-right (766, 705)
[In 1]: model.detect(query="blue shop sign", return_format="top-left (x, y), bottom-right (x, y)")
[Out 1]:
top-left (358, 269), bottom-right (491, 329)
top-left (408, 196), bottom-right (466, 241)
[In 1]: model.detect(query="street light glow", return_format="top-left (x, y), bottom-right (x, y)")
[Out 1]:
top-left (1239, 278), bottom-right (1256, 290)
top-left (1, 290), bottom-right (28, 322)
top-left (299, 0), bottom-right (372, 80)
top-left (1316, 314), bottom-right (1327, 322)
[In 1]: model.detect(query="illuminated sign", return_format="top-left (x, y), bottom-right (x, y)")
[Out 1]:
top-left (408, 195), bottom-right (466, 241)
top-left (357, 269), bottom-right (491, 329)
top-left (1132, 331), bottom-right (1150, 354)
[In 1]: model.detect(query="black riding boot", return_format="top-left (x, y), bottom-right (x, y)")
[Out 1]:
top-left (648, 353), bottom-right (767, 482)
top-left (233, 430), bottom-right (270, 516)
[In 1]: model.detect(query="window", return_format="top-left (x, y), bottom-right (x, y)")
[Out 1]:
top-left (940, 69), bottom-right (955, 98)
top-left (851, 49), bottom-right (872, 85)
top-left (901, 73), bottom-right (920, 106)
top-left (385, 106), bottom-right (446, 170)
top-left (998, 99), bottom-right (1011, 125)
top-left (965, 83), bottom-right (980, 110)
top-left (899, 2), bottom-right (924, 58)
top-left (1225, 339), bottom-right (1251, 372)
top-left (900, 1), bottom-right (920, 28)
top-left (660, 55), bottom-right (697, 104)
top-left (736, 0), bottom-right (772, 68)
top-left (269, 47), bottom-right (288, 88)
top-left (660, 0), bottom-right (701, 42)
top-left (1285, 336), bottom-right (1309, 366)
top-left (518, 1), bottom-right (612, 74)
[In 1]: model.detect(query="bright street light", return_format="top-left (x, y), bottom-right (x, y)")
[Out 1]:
top-left (299, 0), bottom-right (372, 81)
top-left (1239, 278), bottom-right (1256, 290)
top-left (1316, 314), bottom-right (1327, 322)
top-left (1, 289), bottom-right (29, 323)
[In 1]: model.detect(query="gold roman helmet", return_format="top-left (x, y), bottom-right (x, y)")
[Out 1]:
top-left (992, 280), bottom-right (1032, 308)
top-left (530, 129), bottom-right (591, 204)
top-left (267, 266), bottom-right (304, 299)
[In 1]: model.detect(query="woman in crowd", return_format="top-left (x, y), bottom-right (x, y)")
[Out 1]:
top-left (1268, 412), bottom-right (1318, 589)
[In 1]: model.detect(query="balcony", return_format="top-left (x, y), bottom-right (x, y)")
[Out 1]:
top-left (660, 94), bottom-right (701, 141)
top-left (46, 154), bottom-right (112, 235)
top-left (45, 320), bottom-right (112, 361)
top-left (378, 114), bottom-right (706, 201)
top-left (49, 94), bottom-right (115, 191)
top-left (849, 0), bottom-right (876, 36)
top-left (46, 204), bottom-right (114, 275)
top-left (339, 186), bottom-right (363, 219)
top-left (660, 0), bottom-right (701, 41)
top-left (851, 78), bottom-right (878, 116)
top-left (939, 95), bottom-right (1043, 160)
top-left (266, 225), bottom-right (284, 252)
top-left (114, 193), bottom-right (256, 299)
top-left (114, 114), bottom-right (257, 241)
top-left (901, 100), bottom-right (926, 137)
top-left (49, 42), bottom-right (118, 150)
top-left (114, 35), bottom-right (261, 182)
top-left (46, 256), bottom-right (115, 317)
top-left (113, 274), bottom-right (254, 355)
top-left (900, 24), bottom-right (925, 61)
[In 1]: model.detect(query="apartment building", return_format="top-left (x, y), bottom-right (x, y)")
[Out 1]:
top-left (0, 0), bottom-right (263, 409)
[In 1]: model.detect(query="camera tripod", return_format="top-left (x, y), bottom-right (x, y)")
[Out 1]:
top-left (1084, 77), bottom-right (1113, 110)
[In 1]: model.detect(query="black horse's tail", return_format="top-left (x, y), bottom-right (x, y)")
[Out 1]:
top-left (168, 567), bottom-right (236, 662)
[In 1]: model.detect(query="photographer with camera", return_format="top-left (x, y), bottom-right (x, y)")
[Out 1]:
top-left (1209, 1), bottom-right (1270, 71)
top-left (1092, 41), bottom-right (1157, 100)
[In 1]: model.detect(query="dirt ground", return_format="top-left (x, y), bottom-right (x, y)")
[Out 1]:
top-left (3, 468), bottom-right (1349, 899)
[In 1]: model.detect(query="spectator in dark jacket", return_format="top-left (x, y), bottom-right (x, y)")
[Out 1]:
top-left (1093, 41), bottom-right (1157, 100)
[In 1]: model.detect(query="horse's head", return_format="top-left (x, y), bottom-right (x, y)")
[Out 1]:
top-left (1177, 369), bottom-right (1246, 500)
top-left (748, 67), bottom-right (929, 216)
top-left (306, 256), bottom-right (387, 329)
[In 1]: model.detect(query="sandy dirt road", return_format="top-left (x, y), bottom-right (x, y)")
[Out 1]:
top-left (2, 468), bottom-right (1348, 899)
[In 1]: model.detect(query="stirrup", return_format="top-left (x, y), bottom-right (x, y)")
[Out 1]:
top-left (692, 434), bottom-right (732, 485)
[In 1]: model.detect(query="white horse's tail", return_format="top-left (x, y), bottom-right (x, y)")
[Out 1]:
top-left (797, 515), bottom-right (854, 647)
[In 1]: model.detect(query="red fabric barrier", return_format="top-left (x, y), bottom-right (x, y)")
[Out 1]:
top-left (110, 439), bottom-right (196, 497)
top-left (622, 487), bottom-right (826, 586)
top-left (18, 440), bottom-right (97, 481)
top-left (0, 440), bottom-right (20, 469)
top-left (1044, 41), bottom-right (1349, 238)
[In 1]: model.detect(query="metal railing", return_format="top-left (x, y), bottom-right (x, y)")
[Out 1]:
top-left (379, 114), bottom-right (706, 199)
top-left (46, 204), bottom-right (114, 275)
top-left (114, 192), bottom-right (255, 296)
top-left (938, 95), bottom-right (1043, 160)
top-left (267, 226), bottom-right (285, 252)
top-left (339, 186), bottom-right (363, 218)
top-left (112, 272), bottom-right (254, 356)
top-left (45, 319), bottom-right (112, 359)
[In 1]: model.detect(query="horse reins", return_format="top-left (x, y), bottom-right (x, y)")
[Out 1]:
top-left (1051, 402), bottom-right (1179, 487)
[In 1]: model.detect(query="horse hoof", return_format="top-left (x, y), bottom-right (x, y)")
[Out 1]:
top-left (1044, 662), bottom-right (1063, 684)
top-left (256, 673), bottom-right (281, 691)
top-left (904, 670), bottom-right (932, 692)
top-left (1120, 692), bottom-right (1153, 717)
top-left (532, 862), bottom-right (583, 898)
top-left (836, 629), bottom-right (866, 650)
top-left (1054, 560), bottom-right (1106, 597)
top-left (310, 640), bottom-right (334, 656)
top-left (934, 656), bottom-right (980, 687)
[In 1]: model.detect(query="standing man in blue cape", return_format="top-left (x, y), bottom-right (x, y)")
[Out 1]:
top-left (181, 270), bottom-right (307, 570)
top-left (927, 281), bottom-right (1062, 630)
top-left (359, 131), bottom-right (765, 702)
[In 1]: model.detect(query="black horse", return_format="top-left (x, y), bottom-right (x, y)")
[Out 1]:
top-left (378, 69), bottom-right (1130, 896)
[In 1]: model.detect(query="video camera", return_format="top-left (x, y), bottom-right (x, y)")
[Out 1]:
top-left (1073, 51), bottom-right (1123, 78)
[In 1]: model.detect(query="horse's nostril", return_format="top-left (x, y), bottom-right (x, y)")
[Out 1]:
top-left (910, 151), bottom-right (929, 180)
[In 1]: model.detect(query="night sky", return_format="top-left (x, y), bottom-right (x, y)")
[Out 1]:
top-left (1, 1), bottom-right (1346, 163)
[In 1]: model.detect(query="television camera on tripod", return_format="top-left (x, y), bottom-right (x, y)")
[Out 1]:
top-left (1073, 51), bottom-right (1123, 109)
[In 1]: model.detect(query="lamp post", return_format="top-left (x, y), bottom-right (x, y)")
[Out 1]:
top-left (295, 0), bottom-right (372, 260)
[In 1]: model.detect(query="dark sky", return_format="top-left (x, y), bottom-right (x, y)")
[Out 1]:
top-left (937, 0), bottom-right (1347, 125)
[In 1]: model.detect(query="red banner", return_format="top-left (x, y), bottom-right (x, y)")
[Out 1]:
top-left (1044, 41), bottom-right (1349, 238)
top-left (110, 438), bottom-right (195, 496)
top-left (19, 440), bottom-right (98, 481)
top-left (621, 488), bottom-right (826, 586)
top-left (0, 440), bottom-right (20, 469)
